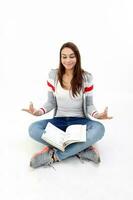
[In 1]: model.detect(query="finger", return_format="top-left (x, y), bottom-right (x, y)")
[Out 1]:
top-left (104, 107), bottom-right (108, 113)
top-left (21, 108), bottom-right (31, 113)
top-left (29, 102), bottom-right (34, 111)
top-left (29, 101), bottom-right (33, 107)
top-left (107, 116), bottom-right (113, 119)
top-left (22, 108), bottom-right (29, 112)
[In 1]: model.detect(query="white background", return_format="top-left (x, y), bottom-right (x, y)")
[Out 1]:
top-left (0, 0), bottom-right (133, 200)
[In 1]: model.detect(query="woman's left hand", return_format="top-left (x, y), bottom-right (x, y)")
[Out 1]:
top-left (94, 107), bottom-right (113, 120)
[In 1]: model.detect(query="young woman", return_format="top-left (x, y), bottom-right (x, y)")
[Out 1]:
top-left (22, 42), bottom-right (112, 168)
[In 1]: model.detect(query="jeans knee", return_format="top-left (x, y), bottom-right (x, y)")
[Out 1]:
top-left (97, 122), bottom-right (105, 139)
top-left (28, 122), bottom-right (37, 139)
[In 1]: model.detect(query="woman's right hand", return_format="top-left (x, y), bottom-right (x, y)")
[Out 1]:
top-left (22, 102), bottom-right (44, 116)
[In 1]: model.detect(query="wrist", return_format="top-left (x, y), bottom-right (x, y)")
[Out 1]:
top-left (92, 111), bottom-right (99, 118)
top-left (39, 108), bottom-right (45, 115)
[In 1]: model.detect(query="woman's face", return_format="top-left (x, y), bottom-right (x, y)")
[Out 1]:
top-left (61, 47), bottom-right (77, 70)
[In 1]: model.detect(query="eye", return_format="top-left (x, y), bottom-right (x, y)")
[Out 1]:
top-left (70, 56), bottom-right (75, 58)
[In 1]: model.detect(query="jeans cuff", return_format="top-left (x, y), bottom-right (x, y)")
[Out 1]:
top-left (53, 148), bottom-right (62, 161)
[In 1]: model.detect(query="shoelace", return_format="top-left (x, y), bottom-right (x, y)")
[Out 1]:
top-left (76, 155), bottom-right (85, 163)
top-left (42, 149), bottom-right (57, 170)
top-left (48, 163), bottom-right (56, 171)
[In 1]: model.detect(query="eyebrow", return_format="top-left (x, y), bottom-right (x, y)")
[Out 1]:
top-left (61, 53), bottom-right (75, 56)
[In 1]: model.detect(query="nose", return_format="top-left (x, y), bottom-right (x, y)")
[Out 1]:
top-left (65, 58), bottom-right (71, 63)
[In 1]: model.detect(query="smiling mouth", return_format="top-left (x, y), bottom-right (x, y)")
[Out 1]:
top-left (66, 63), bottom-right (73, 65)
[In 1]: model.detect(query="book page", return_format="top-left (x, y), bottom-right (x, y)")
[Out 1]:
top-left (64, 124), bottom-right (86, 145)
top-left (41, 122), bottom-right (66, 151)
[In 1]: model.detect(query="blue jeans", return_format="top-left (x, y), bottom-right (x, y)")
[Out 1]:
top-left (28, 117), bottom-right (105, 161)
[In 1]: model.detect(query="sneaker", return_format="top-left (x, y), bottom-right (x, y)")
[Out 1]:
top-left (30, 146), bottom-right (55, 168)
top-left (77, 146), bottom-right (101, 164)
top-left (31, 146), bottom-right (50, 159)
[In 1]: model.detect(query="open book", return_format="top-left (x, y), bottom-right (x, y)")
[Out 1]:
top-left (41, 122), bottom-right (87, 152)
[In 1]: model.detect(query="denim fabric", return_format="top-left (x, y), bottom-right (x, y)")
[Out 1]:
top-left (28, 117), bottom-right (105, 161)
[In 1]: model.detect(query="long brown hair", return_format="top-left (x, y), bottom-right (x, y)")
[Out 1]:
top-left (57, 42), bottom-right (85, 97)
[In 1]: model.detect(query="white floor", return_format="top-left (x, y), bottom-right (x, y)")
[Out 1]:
top-left (1, 93), bottom-right (133, 200)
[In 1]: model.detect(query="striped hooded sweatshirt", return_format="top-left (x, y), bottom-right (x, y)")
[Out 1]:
top-left (40, 68), bottom-right (98, 119)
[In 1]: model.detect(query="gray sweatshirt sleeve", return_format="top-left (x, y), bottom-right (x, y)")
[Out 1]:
top-left (84, 72), bottom-right (99, 117)
top-left (40, 69), bottom-right (57, 114)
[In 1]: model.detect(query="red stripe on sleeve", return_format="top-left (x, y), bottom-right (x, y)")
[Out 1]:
top-left (40, 108), bottom-right (45, 114)
top-left (92, 111), bottom-right (97, 117)
top-left (47, 81), bottom-right (55, 92)
top-left (83, 85), bottom-right (93, 93)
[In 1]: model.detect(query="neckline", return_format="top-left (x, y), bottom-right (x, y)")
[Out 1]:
top-left (57, 80), bottom-right (71, 91)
